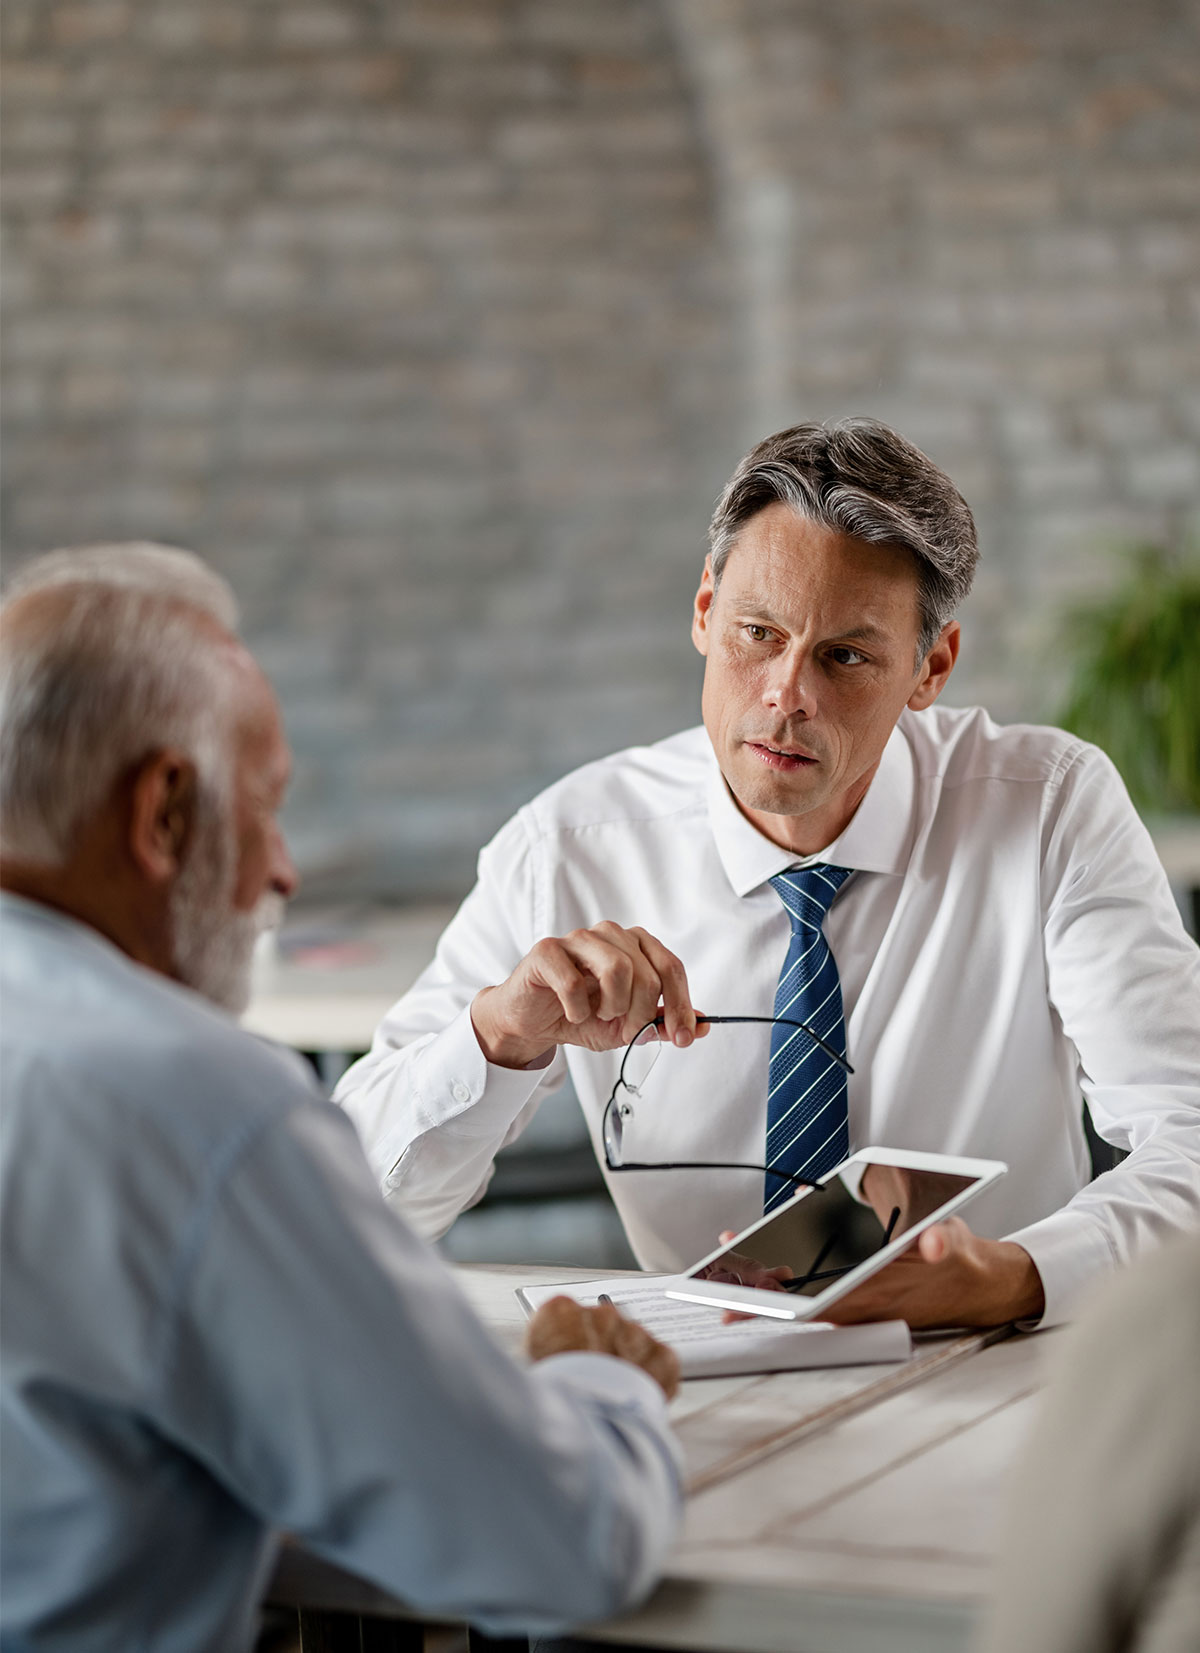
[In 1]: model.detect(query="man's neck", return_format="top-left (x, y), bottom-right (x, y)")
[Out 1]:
top-left (730, 761), bottom-right (880, 857)
top-left (1, 858), bottom-right (172, 978)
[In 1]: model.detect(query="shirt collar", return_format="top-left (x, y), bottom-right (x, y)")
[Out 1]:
top-left (0, 889), bottom-right (132, 962)
top-left (705, 721), bottom-right (916, 898)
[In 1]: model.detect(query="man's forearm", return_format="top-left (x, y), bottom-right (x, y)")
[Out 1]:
top-left (827, 1222), bottom-right (1046, 1330)
top-left (335, 1004), bottom-right (554, 1233)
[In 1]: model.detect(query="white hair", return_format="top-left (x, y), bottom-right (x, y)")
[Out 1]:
top-left (0, 550), bottom-right (242, 868)
top-left (3, 541), bottom-right (239, 632)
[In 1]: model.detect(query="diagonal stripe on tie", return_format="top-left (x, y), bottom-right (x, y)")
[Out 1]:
top-left (764, 864), bottom-right (853, 1213)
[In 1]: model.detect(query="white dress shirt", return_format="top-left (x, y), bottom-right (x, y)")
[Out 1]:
top-left (336, 706), bottom-right (1200, 1326)
top-left (0, 895), bottom-right (680, 1652)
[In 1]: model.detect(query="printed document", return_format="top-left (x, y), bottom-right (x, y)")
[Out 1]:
top-left (517, 1275), bottom-right (911, 1378)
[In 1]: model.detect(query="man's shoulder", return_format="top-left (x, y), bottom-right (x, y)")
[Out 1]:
top-left (0, 902), bottom-right (316, 1148)
top-left (516, 727), bottom-right (714, 841)
top-left (902, 704), bottom-right (1093, 790)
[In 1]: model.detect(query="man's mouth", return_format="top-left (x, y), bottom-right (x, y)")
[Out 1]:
top-left (746, 741), bottom-right (819, 772)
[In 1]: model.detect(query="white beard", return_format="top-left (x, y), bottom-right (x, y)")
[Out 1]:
top-left (169, 803), bottom-right (284, 1016)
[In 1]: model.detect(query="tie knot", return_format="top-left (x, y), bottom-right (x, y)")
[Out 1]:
top-left (770, 864), bottom-right (853, 931)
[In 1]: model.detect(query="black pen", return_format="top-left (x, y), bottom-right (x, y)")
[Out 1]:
top-left (597, 1293), bottom-right (614, 1307)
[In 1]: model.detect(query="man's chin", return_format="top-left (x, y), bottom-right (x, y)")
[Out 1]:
top-left (180, 949), bottom-right (256, 1018)
top-left (726, 757), bottom-right (829, 821)
top-left (173, 911), bottom-right (260, 1017)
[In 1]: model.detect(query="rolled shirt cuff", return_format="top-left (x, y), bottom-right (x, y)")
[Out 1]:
top-left (532, 1351), bottom-right (684, 1487)
top-left (1004, 1209), bottom-right (1118, 1328)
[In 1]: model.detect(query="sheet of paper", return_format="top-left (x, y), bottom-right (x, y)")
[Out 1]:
top-left (518, 1276), bottom-right (911, 1376)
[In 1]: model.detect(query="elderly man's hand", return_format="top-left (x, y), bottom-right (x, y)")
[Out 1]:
top-left (821, 1217), bottom-right (1045, 1330)
top-left (471, 922), bottom-right (707, 1070)
top-left (525, 1296), bottom-right (681, 1399)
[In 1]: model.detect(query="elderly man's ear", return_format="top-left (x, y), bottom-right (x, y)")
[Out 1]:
top-left (127, 751), bottom-right (199, 886)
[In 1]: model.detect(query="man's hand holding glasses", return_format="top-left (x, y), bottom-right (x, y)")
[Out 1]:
top-left (470, 931), bottom-right (1047, 1331)
top-left (470, 920), bottom-right (709, 1070)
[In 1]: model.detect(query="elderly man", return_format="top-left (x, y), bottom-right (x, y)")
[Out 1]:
top-left (0, 548), bottom-right (681, 1652)
top-left (337, 418), bottom-right (1200, 1331)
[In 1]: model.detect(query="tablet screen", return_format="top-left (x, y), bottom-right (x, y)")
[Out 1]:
top-left (687, 1163), bottom-right (979, 1299)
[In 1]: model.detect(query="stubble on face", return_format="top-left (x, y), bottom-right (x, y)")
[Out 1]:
top-left (168, 778), bottom-right (282, 1015)
top-left (168, 663), bottom-right (292, 1017)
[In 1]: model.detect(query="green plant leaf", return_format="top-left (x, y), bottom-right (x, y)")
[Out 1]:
top-left (1057, 545), bottom-right (1200, 814)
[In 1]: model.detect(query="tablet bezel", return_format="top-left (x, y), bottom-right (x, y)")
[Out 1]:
top-left (663, 1145), bottom-right (1007, 1323)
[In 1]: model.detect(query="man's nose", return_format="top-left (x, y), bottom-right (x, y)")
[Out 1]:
top-left (762, 646), bottom-right (816, 718)
top-left (271, 831), bottom-right (300, 902)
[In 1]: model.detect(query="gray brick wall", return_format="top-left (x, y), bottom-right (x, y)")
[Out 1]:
top-left (3, 0), bottom-right (1197, 897)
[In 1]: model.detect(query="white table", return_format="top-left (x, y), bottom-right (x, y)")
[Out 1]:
top-left (269, 1263), bottom-right (1055, 1653)
top-left (243, 904), bottom-right (455, 1071)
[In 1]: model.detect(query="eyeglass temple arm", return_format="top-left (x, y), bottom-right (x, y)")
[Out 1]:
top-left (781, 1204), bottom-right (905, 1292)
top-left (785, 1227), bottom-right (839, 1293)
top-left (609, 1157), bottom-right (822, 1190)
top-left (642, 1012), bottom-right (854, 1075)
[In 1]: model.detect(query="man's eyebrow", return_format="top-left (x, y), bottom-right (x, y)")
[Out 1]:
top-left (729, 604), bottom-right (892, 644)
top-left (834, 624), bottom-right (890, 643)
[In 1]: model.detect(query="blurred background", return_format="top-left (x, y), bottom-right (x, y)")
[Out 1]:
top-left (3, 0), bottom-right (1198, 1262)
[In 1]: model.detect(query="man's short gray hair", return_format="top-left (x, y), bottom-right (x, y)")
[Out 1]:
top-left (0, 547), bottom-right (241, 868)
top-left (709, 418), bottom-right (978, 660)
top-left (4, 541), bottom-right (239, 631)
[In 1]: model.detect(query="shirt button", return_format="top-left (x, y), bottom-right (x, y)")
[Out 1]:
top-left (451, 1082), bottom-right (471, 1105)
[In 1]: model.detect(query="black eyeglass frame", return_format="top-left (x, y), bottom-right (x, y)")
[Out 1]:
top-left (774, 1202), bottom-right (902, 1292)
top-left (600, 1013), bottom-right (856, 1197)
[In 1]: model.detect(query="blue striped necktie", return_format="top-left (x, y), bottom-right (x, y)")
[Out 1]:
top-left (764, 864), bottom-right (854, 1212)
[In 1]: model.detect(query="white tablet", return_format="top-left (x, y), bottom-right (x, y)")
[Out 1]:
top-left (665, 1146), bottom-right (1007, 1323)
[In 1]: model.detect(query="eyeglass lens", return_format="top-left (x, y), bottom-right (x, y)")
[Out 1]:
top-left (605, 1033), bottom-right (662, 1167)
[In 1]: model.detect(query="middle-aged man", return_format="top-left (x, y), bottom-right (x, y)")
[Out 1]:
top-left (0, 548), bottom-right (682, 1652)
top-left (337, 417), bottom-right (1200, 1331)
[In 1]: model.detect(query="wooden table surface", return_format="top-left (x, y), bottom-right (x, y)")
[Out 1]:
top-left (270, 1263), bottom-right (1057, 1653)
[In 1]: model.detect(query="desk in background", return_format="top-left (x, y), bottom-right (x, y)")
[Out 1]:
top-left (269, 1262), bottom-right (1056, 1653)
top-left (244, 904), bottom-right (457, 1080)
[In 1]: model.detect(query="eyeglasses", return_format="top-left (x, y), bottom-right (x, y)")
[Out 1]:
top-left (778, 1202), bottom-right (900, 1290)
top-left (601, 1014), bottom-right (855, 1198)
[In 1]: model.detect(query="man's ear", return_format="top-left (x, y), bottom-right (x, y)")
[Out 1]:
top-left (128, 750), bottom-right (199, 886)
top-left (907, 621), bottom-right (961, 712)
top-left (692, 557), bottom-right (716, 657)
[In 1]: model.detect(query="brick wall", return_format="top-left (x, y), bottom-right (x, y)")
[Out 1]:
top-left (672, 0), bottom-right (1200, 713)
top-left (3, 0), bottom-right (1197, 896)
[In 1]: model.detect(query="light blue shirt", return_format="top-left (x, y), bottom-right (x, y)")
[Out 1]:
top-left (0, 895), bottom-right (680, 1652)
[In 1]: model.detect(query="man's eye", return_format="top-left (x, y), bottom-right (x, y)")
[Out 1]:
top-left (744, 624), bottom-right (770, 643)
top-left (829, 646), bottom-right (867, 666)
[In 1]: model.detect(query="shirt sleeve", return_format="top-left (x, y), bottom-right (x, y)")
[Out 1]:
top-left (334, 812), bottom-right (569, 1238)
top-left (1005, 743), bottom-right (1200, 1324)
top-left (159, 1100), bottom-right (681, 1635)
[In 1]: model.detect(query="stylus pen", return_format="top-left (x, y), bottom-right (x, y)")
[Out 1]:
top-left (597, 1293), bottom-right (614, 1307)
